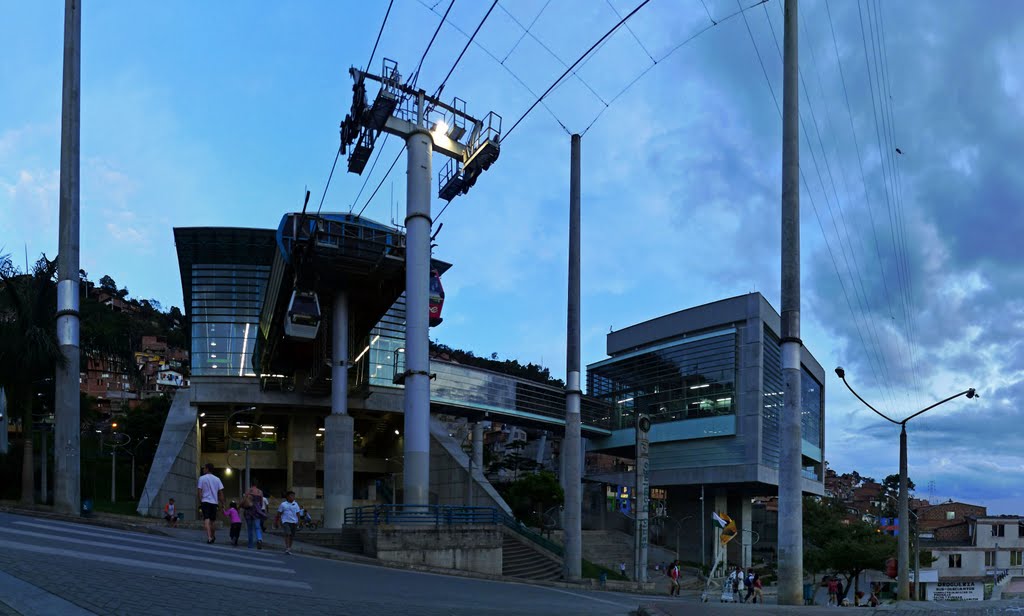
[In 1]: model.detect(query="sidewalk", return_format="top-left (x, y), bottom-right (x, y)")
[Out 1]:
top-left (639, 596), bottom-right (1024, 615)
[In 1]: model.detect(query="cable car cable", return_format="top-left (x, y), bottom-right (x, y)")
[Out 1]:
top-left (410, 0), bottom-right (456, 90)
top-left (366, 0), bottom-right (395, 72)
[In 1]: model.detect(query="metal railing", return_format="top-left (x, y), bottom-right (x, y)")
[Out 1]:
top-left (499, 513), bottom-right (564, 557)
top-left (344, 504), bottom-right (502, 526)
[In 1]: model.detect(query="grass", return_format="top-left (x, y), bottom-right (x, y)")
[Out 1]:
top-left (88, 499), bottom-right (141, 516)
top-left (582, 559), bottom-right (628, 581)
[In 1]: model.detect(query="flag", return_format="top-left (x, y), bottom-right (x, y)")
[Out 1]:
top-left (712, 511), bottom-right (729, 529)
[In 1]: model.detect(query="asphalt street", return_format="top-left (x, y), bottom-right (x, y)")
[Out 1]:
top-left (0, 511), bottom-right (650, 616)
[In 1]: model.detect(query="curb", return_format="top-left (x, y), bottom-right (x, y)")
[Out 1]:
top-left (636, 605), bottom-right (671, 616)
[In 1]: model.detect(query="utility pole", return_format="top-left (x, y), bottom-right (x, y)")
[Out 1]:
top-left (110, 448), bottom-right (117, 503)
top-left (341, 59), bottom-right (501, 509)
top-left (634, 414), bottom-right (651, 586)
top-left (54, 0), bottom-right (82, 517)
top-left (563, 133), bottom-right (582, 582)
top-left (777, 0), bottom-right (803, 605)
top-left (324, 291), bottom-right (353, 528)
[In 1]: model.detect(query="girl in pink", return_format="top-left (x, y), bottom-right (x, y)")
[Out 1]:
top-left (223, 501), bottom-right (242, 546)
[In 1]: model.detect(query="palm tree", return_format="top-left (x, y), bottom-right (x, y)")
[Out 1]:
top-left (0, 253), bottom-right (64, 504)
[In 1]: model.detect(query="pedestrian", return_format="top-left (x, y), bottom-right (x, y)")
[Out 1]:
top-left (668, 561), bottom-right (681, 596)
top-left (827, 576), bottom-right (839, 606)
top-left (163, 498), bottom-right (177, 527)
top-left (729, 566), bottom-right (743, 602)
top-left (836, 578), bottom-right (846, 607)
top-left (619, 561), bottom-right (627, 580)
top-left (262, 492), bottom-right (270, 533)
top-left (242, 481), bottom-right (265, 550)
top-left (752, 574), bottom-right (763, 604)
top-left (223, 500), bottom-right (242, 546)
top-left (744, 568), bottom-right (755, 603)
top-left (277, 490), bottom-right (301, 555)
top-left (196, 463), bottom-right (225, 544)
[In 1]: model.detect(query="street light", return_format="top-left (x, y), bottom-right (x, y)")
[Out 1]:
top-left (127, 436), bottom-right (149, 500)
top-left (835, 366), bottom-right (976, 601)
top-left (653, 515), bottom-right (694, 561)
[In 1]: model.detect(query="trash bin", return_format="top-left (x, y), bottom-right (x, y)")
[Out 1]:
top-left (81, 498), bottom-right (93, 518)
top-left (804, 583), bottom-right (815, 605)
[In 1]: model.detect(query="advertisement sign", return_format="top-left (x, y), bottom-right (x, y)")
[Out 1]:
top-left (927, 581), bottom-right (983, 601)
top-left (157, 371), bottom-right (184, 387)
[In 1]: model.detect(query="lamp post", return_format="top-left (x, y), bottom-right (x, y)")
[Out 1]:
top-left (885, 493), bottom-right (920, 599)
top-left (653, 514), bottom-right (693, 561)
top-left (835, 366), bottom-right (976, 601)
top-left (127, 436), bottom-right (149, 500)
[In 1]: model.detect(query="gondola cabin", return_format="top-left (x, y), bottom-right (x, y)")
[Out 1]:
top-left (429, 269), bottom-right (445, 327)
top-left (284, 289), bottom-right (321, 340)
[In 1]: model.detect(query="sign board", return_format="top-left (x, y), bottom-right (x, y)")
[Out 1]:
top-left (926, 581), bottom-right (983, 601)
top-left (156, 371), bottom-right (184, 387)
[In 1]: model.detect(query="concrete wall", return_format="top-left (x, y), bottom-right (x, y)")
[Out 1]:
top-left (137, 390), bottom-right (199, 519)
top-left (429, 416), bottom-right (513, 516)
top-left (364, 526), bottom-right (503, 575)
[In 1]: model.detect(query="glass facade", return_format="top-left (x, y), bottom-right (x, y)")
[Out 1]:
top-left (587, 330), bottom-right (738, 430)
top-left (762, 326), bottom-right (825, 470)
top-left (190, 264), bottom-right (270, 377)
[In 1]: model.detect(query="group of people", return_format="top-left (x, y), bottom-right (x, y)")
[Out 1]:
top-left (727, 566), bottom-right (764, 603)
top-left (193, 463), bottom-right (306, 554)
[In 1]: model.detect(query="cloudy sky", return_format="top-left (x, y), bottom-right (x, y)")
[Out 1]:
top-left (2, 0), bottom-right (1022, 513)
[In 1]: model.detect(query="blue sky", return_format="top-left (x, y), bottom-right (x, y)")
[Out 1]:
top-left (3, 0), bottom-right (1023, 513)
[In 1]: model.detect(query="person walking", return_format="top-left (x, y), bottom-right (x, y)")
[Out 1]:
top-left (729, 566), bottom-right (743, 602)
top-left (196, 463), bottom-right (225, 544)
top-left (277, 490), bottom-right (301, 555)
top-left (242, 481), bottom-right (265, 549)
top-left (743, 568), bottom-right (755, 603)
top-left (223, 501), bottom-right (242, 546)
top-left (752, 574), bottom-right (763, 604)
top-left (827, 576), bottom-right (839, 606)
top-left (668, 561), bottom-right (681, 596)
top-left (619, 561), bottom-right (627, 580)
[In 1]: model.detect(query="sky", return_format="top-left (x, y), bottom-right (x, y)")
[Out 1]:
top-left (2, 0), bottom-right (1023, 513)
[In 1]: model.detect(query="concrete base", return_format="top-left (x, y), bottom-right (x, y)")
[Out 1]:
top-left (362, 526), bottom-right (503, 576)
top-left (323, 414), bottom-right (354, 529)
top-left (136, 391), bottom-right (199, 520)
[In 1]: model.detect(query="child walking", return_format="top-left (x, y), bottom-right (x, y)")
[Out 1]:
top-left (223, 501), bottom-right (242, 546)
top-left (277, 491), bottom-right (301, 555)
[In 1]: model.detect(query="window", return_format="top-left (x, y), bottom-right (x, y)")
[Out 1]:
top-left (1011, 551), bottom-right (1022, 567)
top-left (948, 554), bottom-right (962, 568)
top-left (986, 551), bottom-right (996, 567)
top-left (992, 524), bottom-right (1006, 537)
top-left (946, 511), bottom-right (956, 521)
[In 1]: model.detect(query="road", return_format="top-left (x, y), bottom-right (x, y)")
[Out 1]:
top-left (0, 511), bottom-right (649, 616)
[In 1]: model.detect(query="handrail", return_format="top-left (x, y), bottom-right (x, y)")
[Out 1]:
top-left (344, 504), bottom-right (502, 526)
top-left (495, 511), bottom-right (564, 557)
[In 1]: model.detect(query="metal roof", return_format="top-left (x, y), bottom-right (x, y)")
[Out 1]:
top-left (174, 226), bottom-right (278, 313)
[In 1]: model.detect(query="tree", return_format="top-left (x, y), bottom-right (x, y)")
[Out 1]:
top-left (0, 254), bottom-right (65, 504)
top-left (880, 474), bottom-right (915, 516)
top-left (503, 471), bottom-right (564, 526)
top-left (98, 275), bottom-right (117, 293)
top-left (804, 496), bottom-right (897, 600)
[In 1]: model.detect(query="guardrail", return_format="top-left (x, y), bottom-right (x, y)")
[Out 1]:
top-left (343, 504), bottom-right (503, 526)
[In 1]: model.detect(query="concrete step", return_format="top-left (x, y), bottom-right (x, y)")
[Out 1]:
top-left (501, 535), bottom-right (562, 581)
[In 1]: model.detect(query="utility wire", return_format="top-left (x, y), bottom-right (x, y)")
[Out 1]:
top-left (410, 0), bottom-right (456, 89)
top-left (365, 0), bottom-right (395, 72)
top-left (698, 0), bottom-right (718, 24)
top-left (605, 0), bottom-right (657, 62)
top-left (314, 147), bottom-right (341, 218)
top-left (762, 0), bottom-right (897, 412)
top-left (502, 0), bottom-right (654, 144)
top-left (501, 0), bottom-right (552, 62)
top-left (348, 134), bottom-right (391, 214)
top-left (415, 0), bottom-right (570, 133)
top-left (581, 0), bottom-right (768, 136)
top-left (433, 0), bottom-right (499, 99)
top-left (497, 1), bottom-right (608, 105)
top-left (826, 0), bottom-right (904, 410)
top-left (356, 145), bottom-right (405, 219)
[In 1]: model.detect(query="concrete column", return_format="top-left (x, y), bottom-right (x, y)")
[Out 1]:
top-left (40, 431), bottom-right (48, 504)
top-left (402, 112), bottom-right (433, 508)
top-left (742, 497), bottom-right (753, 568)
top-left (563, 133), bottom-right (583, 582)
top-left (287, 414), bottom-right (318, 502)
top-left (472, 422), bottom-right (484, 472)
top-left (324, 291), bottom-right (353, 529)
top-left (534, 431), bottom-right (546, 466)
top-left (54, 0), bottom-right (82, 517)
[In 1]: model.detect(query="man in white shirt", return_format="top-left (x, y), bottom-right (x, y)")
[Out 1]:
top-left (277, 490), bottom-right (301, 554)
top-left (196, 463), bottom-right (225, 544)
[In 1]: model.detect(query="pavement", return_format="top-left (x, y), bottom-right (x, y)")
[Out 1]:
top-left (638, 595), bottom-right (1024, 615)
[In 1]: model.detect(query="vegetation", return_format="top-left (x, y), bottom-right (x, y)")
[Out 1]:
top-left (497, 470), bottom-right (563, 527)
top-left (429, 341), bottom-right (564, 388)
top-left (804, 496), bottom-right (897, 598)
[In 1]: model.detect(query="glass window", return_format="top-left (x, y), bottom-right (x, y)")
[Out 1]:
top-left (986, 551), bottom-right (996, 567)
top-left (1011, 551), bottom-right (1022, 567)
top-left (993, 524), bottom-right (1006, 537)
top-left (586, 331), bottom-right (737, 430)
top-left (190, 263), bottom-right (266, 377)
top-left (946, 511), bottom-right (956, 521)
top-left (948, 554), bottom-right (962, 568)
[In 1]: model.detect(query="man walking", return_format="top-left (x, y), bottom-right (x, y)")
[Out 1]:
top-left (197, 463), bottom-right (225, 544)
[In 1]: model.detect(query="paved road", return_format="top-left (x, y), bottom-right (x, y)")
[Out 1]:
top-left (0, 512), bottom-right (649, 615)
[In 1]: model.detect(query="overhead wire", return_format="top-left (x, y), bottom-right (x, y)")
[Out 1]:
top-left (314, 147), bottom-right (341, 218)
top-left (410, 0), bottom-right (456, 89)
top-left (762, 0), bottom-right (898, 412)
top-left (433, 0), bottom-right (499, 99)
top-left (581, 0), bottom-right (769, 136)
top-left (348, 134), bottom-right (391, 214)
top-left (825, 0), bottom-right (904, 412)
top-left (355, 145), bottom-right (405, 219)
top-left (501, 0), bottom-right (655, 144)
top-left (604, 0), bottom-right (657, 62)
top-left (365, 0), bottom-right (395, 71)
top-left (739, 0), bottom-right (899, 415)
top-left (501, 0), bottom-right (552, 62)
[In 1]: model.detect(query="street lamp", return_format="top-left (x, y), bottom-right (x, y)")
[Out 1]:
top-left (835, 366), bottom-right (976, 601)
top-left (653, 514), bottom-right (694, 562)
top-left (885, 493), bottom-right (921, 599)
top-left (127, 436), bottom-right (149, 500)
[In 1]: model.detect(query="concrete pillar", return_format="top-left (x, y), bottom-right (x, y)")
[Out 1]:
top-left (287, 414), bottom-right (318, 502)
top-left (324, 291), bottom-right (353, 529)
top-left (472, 422), bottom-right (484, 472)
top-left (742, 497), bottom-right (753, 568)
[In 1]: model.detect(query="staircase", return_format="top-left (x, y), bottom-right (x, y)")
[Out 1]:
top-left (502, 534), bottom-right (562, 581)
top-left (551, 529), bottom-right (676, 575)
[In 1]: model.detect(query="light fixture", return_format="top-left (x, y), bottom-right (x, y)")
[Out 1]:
top-left (199, 412), bottom-right (206, 418)
top-left (616, 397), bottom-right (634, 404)
top-left (262, 425), bottom-right (275, 430)
top-left (210, 342), bottom-right (217, 347)
top-left (201, 422), bottom-right (208, 428)
top-left (394, 429), bottom-right (400, 435)
top-left (690, 384), bottom-right (710, 390)
top-left (224, 467), bottom-right (232, 476)
top-left (432, 120), bottom-right (449, 136)
top-left (212, 365), bottom-right (218, 369)
top-left (236, 424), bottom-right (249, 429)
top-left (318, 427), bottom-right (325, 432)
top-left (211, 354), bottom-right (217, 359)
top-left (315, 432), bottom-right (323, 437)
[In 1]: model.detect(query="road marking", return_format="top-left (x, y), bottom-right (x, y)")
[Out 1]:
top-left (0, 527), bottom-right (289, 573)
top-left (536, 586), bottom-right (636, 608)
top-left (13, 521), bottom-right (281, 565)
top-left (0, 568), bottom-right (97, 615)
top-left (0, 538), bottom-right (312, 590)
